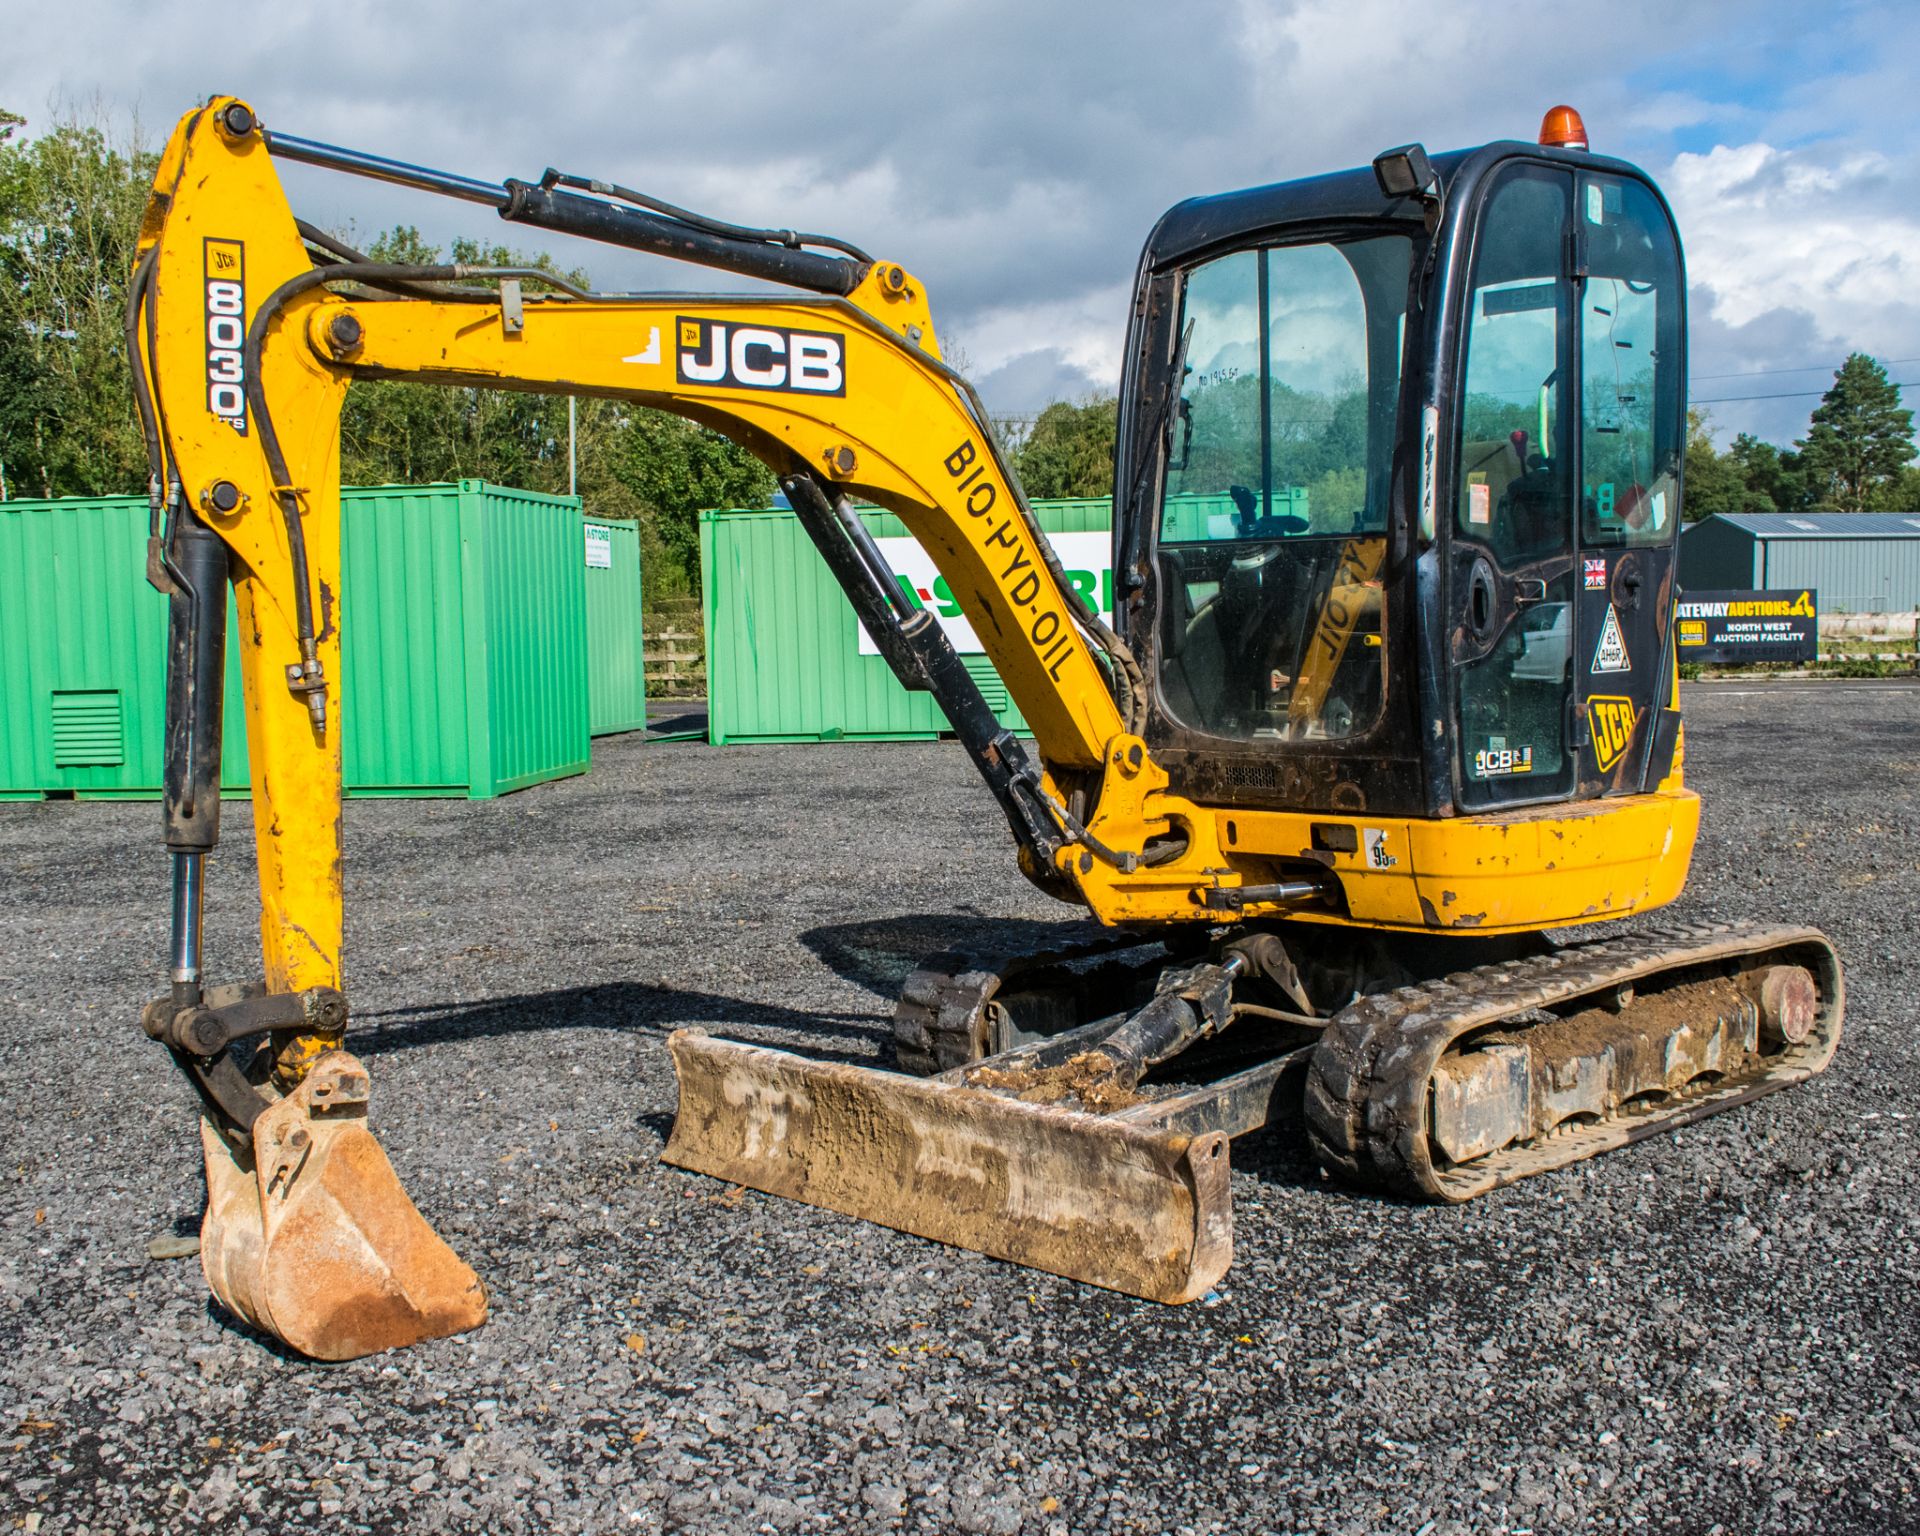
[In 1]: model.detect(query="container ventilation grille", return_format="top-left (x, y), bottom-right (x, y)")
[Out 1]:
top-left (50, 690), bottom-right (123, 767)
top-left (961, 656), bottom-right (1009, 716)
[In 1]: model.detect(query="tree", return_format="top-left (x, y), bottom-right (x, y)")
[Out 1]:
top-left (1014, 396), bottom-right (1117, 498)
top-left (609, 410), bottom-right (774, 589)
top-left (1795, 353), bottom-right (1915, 512)
top-left (1684, 413), bottom-right (1814, 521)
top-left (1726, 432), bottom-right (1809, 515)
top-left (1682, 410), bottom-right (1743, 521)
top-left (1881, 463), bottom-right (1920, 512)
top-left (0, 108), bottom-right (155, 499)
top-left (335, 226), bottom-right (772, 595)
top-left (340, 227), bottom-right (583, 489)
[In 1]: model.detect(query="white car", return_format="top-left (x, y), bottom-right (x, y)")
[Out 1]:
top-left (1512, 601), bottom-right (1572, 683)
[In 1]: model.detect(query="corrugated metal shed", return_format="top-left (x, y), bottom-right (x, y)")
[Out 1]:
top-left (1697, 512), bottom-right (1920, 537)
top-left (1, 481), bottom-right (599, 800)
top-left (584, 519), bottom-right (648, 736)
top-left (1681, 511), bottom-right (1920, 612)
top-left (701, 498), bottom-right (1113, 744)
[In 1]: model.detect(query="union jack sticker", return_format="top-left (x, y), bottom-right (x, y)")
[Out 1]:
top-left (1584, 556), bottom-right (1608, 590)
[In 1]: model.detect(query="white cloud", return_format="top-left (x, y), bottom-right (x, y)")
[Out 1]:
top-left (952, 282), bottom-right (1133, 391)
top-left (1661, 139), bottom-right (1920, 443)
top-left (1665, 142), bottom-right (1920, 332)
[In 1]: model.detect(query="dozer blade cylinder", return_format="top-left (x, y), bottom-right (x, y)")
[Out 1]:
top-left (663, 1030), bottom-right (1232, 1304)
top-left (198, 1050), bottom-right (487, 1361)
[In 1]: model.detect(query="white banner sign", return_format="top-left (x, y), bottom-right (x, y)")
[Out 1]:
top-left (856, 531), bottom-right (1112, 655)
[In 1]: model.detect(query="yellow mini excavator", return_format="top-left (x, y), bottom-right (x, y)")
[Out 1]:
top-left (129, 97), bottom-right (1841, 1360)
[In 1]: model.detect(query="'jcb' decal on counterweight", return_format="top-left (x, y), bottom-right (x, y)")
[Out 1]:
top-left (203, 238), bottom-right (246, 435)
top-left (944, 439), bottom-right (1076, 682)
top-left (675, 318), bottom-right (845, 395)
top-left (1587, 695), bottom-right (1638, 772)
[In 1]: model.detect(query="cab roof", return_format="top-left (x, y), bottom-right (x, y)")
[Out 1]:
top-left (1141, 140), bottom-right (1653, 272)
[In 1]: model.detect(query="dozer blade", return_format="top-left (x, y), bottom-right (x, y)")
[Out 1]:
top-left (663, 1029), bottom-right (1232, 1304)
top-left (198, 1050), bottom-right (488, 1361)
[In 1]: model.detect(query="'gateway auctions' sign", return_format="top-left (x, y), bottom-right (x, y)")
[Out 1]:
top-left (1675, 589), bottom-right (1817, 664)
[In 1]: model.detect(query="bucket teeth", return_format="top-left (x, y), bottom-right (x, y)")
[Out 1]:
top-left (198, 1049), bottom-right (488, 1361)
top-left (663, 1029), bottom-right (1232, 1304)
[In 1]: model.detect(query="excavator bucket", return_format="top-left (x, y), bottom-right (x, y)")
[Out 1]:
top-left (663, 1030), bottom-right (1233, 1303)
top-left (197, 1050), bottom-right (488, 1361)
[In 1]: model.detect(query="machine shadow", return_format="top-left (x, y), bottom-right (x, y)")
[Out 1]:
top-left (1228, 1108), bottom-right (1330, 1192)
top-left (204, 1297), bottom-right (334, 1365)
top-left (798, 913), bottom-right (1113, 997)
top-left (348, 980), bottom-right (888, 1066)
top-left (348, 919), bottom-right (1342, 1200)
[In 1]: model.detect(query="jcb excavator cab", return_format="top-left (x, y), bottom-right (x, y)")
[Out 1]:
top-left (1115, 129), bottom-right (1685, 819)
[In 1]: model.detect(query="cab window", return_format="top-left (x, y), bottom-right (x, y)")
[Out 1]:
top-left (1580, 175), bottom-right (1683, 547)
top-left (1155, 233), bottom-right (1411, 742)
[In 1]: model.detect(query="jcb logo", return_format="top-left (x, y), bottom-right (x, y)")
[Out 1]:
top-left (1587, 695), bottom-right (1638, 773)
top-left (676, 318), bottom-right (845, 395)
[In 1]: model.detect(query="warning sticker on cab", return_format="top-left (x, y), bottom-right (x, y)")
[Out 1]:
top-left (1591, 604), bottom-right (1631, 673)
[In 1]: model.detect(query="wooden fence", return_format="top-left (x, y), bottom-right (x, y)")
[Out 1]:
top-left (644, 599), bottom-right (705, 698)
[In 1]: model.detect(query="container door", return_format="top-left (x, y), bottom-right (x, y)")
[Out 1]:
top-left (1573, 172), bottom-right (1685, 795)
top-left (1450, 163), bottom-right (1578, 810)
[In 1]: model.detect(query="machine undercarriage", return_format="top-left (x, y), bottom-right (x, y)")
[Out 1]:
top-left (665, 919), bottom-right (1841, 1301)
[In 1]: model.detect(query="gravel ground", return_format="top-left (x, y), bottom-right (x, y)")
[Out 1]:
top-left (2, 680), bottom-right (1916, 1535)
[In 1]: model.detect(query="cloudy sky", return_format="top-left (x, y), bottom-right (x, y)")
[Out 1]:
top-left (5, 0), bottom-right (1916, 446)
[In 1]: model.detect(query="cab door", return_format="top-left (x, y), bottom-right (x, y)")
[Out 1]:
top-left (1572, 171), bottom-right (1685, 796)
top-left (1449, 163), bottom-right (1579, 810)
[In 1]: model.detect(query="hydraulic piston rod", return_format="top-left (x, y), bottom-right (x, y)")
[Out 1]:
top-left (160, 507), bottom-right (228, 1011)
top-left (261, 127), bottom-right (865, 295)
top-left (168, 853), bottom-right (205, 998)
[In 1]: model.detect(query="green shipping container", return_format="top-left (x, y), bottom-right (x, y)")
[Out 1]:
top-left (0, 480), bottom-right (599, 800)
top-left (700, 497), bottom-right (1113, 745)
top-left (584, 518), bottom-right (648, 736)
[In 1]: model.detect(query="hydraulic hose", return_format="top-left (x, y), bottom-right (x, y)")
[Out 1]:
top-left (242, 258), bottom-right (576, 731)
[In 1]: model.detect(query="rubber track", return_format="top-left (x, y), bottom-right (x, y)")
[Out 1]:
top-left (1303, 919), bottom-right (1844, 1203)
top-left (891, 927), bottom-right (1174, 1077)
